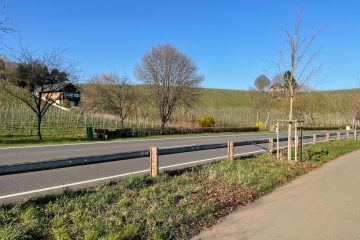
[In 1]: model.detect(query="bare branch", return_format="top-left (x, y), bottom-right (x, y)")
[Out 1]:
top-left (135, 44), bottom-right (204, 132)
top-left (0, 45), bottom-right (77, 140)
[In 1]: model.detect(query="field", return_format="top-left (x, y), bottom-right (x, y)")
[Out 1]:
top-left (0, 87), bottom-right (359, 141)
top-left (1, 140), bottom-right (359, 239)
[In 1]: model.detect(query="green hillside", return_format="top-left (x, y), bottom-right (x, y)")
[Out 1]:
top-left (198, 88), bottom-right (250, 108)
top-left (2, 84), bottom-right (358, 110)
top-left (1, 86), bottom-right (359, 140)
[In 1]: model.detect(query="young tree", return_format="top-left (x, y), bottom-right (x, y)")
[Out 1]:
top-left (0, 2), bottom-right (14, 47)
top-left (1, 47), bottom-right (77, 140)
top-left (83, 73), bottom-right (138, 128)
top-left (135, 44), bottom-right (204, 133)
top-left (254, 74), bottom-right (270, 92)
top-left (277, 12), bottom-right (320, 160)
top-left (250, 74), bottom-right (274, 127)
top-left (346, 88), bottom-right (360, 129)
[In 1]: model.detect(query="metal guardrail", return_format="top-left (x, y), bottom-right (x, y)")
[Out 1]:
top-left (0, 131), bottom-right (354, 176)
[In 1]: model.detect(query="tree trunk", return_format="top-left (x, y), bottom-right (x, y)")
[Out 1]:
top-left (160, 119), bottom-right (166, 135)
top-left (37, 115), bottom-right (43, 141)
top-left (120, 118), bottom-right (124, 128)
top-left (288, 96), bottom-right (294, 161)
top-left (265, 112), bottom-right (270, 129)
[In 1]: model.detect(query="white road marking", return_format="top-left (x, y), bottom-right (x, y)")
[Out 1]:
top-left (0, 169), bottom-right (149, 200)
top-left (0, 150), bottom-right (266, 200)
top-left (0, 132), bottom-right (281, 150)
top-left (0, 137), bottom-right (341, 201)
top-left (0, 130), bottom-right (329, 150)
top-left (159, 150), bottom-right (267, 170)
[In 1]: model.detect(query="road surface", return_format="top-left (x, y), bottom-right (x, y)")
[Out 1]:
top-left (0, 132), bottom-right (328, 204)
top-left (195, 149), bottom-right (360, 240)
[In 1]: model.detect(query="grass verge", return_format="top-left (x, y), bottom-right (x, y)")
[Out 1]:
top-left (1, 140), bottom-right (360, 239)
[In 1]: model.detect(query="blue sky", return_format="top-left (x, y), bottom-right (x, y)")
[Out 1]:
top-left (3, 0), bottom-right (360, 90)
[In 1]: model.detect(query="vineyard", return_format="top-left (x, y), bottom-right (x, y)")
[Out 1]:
top-left (0, 87), bottom-right (359, 141)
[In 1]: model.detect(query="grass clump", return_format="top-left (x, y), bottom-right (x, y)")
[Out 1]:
top-left (1, 140), bottom-right (360, 239)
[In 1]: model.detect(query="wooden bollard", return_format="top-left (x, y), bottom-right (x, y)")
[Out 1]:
top-left (326, 133), bottom-right (330, 141)
top-left (269, 137), bottom-right (274, 153)
top-left (313, 134), bottom-right (317, 144)
top-left (337, 132), bottom-right (340, 140)
top-left (294, 135), bottom-right (299, 162)
top-left (227, 140), bottom-right (234, 160)
top-left (150, 147), bottom-right (158, 177)
top-left (346, 132), bottom-right (350, 140)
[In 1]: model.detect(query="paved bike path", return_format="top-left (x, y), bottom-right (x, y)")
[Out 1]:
top-left (196, 150), bottom-right (360, 240)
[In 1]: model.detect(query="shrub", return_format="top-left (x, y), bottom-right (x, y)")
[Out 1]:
top-left (197, 116), bottom-right (215, 127)
top-left (62, 99), bottom-right (71, 108)
top-left (94, 127), bottom-right (259, 139)
top-left (270, 124), bottom-right (277, 132)
top-left (255, 121), bottom-right (265, 129)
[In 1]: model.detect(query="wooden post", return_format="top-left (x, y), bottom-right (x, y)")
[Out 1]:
top-left (287, 122), bottom-right (292, 161)
top-left (150, 147), bottom-right (158, 177)
top-left (313, 134), bottom-right (317, 144)
top-left (337, 132), bottom-right (340, 140)
top-left (346, 131), bottom-right (350, 140)
top-left (355, 124), bottom-right (357, 140)
top-left (300, 122), bottom-right (303, 162)
top-left (276, 122), bottom-right (280, 160)
top-left (227, 140), bottom-right (234, 160)
top-left (294, 122), bottom-right (298, 162)
top-left (326, 133), bottom-right (330, 141)
top-left (269, 137), bottom-right (274, 153)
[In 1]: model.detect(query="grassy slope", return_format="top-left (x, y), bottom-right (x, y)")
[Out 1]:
top-left (1, 140), bottom-right (360, 240)
top-left (3, 85), bottom-right (359, 109)
top-left (1, 86), bottom-right (359, 140)
top-left (198, 88), bottom-right (251, 108)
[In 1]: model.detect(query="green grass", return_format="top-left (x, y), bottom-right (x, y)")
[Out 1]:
top-left (1, 140), bottom-right (360, 239)
top-left (1, 86), bottom-right (359, 144)
top-left (198, 88), bottom-right (251, 108)
top-left (3, 85), bottom-right (360, 110)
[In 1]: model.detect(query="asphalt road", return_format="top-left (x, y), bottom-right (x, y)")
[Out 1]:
top-left (195, 149), bottom-right (360, 240)
top-left (0, 132), bottom-right (329, 204)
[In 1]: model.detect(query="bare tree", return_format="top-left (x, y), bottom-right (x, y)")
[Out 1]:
top-left (83, 73), bottom-right (138, 128)
top-left (0, 2), bottom-right (14, 47)
top-left (254, 74), bottom-right (270, 92)
top-left (0, 47), bottom-right (78, 140)
top-left (135, 44), bottom-right (204, 133)
top-left (250, 74), bottom-right (274, 127)
top-left (278, 12), bottom-right (320, 160)
top-left (346, 86), bottom-right (360, 129)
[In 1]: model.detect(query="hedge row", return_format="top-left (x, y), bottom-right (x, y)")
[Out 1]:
top-left (94, 127), bottom-right (259, 139)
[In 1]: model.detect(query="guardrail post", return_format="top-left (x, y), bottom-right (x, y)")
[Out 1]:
top-left (276, 122), bottom-right (280, 160)
top-left (227, 140), bottom-right (234, 160)
top-left (326, 133), bottom-right (330, 141)
top-left (346, 132), bottom-right (350, 140)
top-left (355, 129), bottom-right (357, 140)
top-left (337, 132), bottom-right (340, 140)
top-left (313, 134), bottom-right (317, 144)
top-left (294, 135), bottom-right (298, 162)
top-left (268, 137), bottom-right (274, 153)
top-left (150, 147), bottom-right (158, 177)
